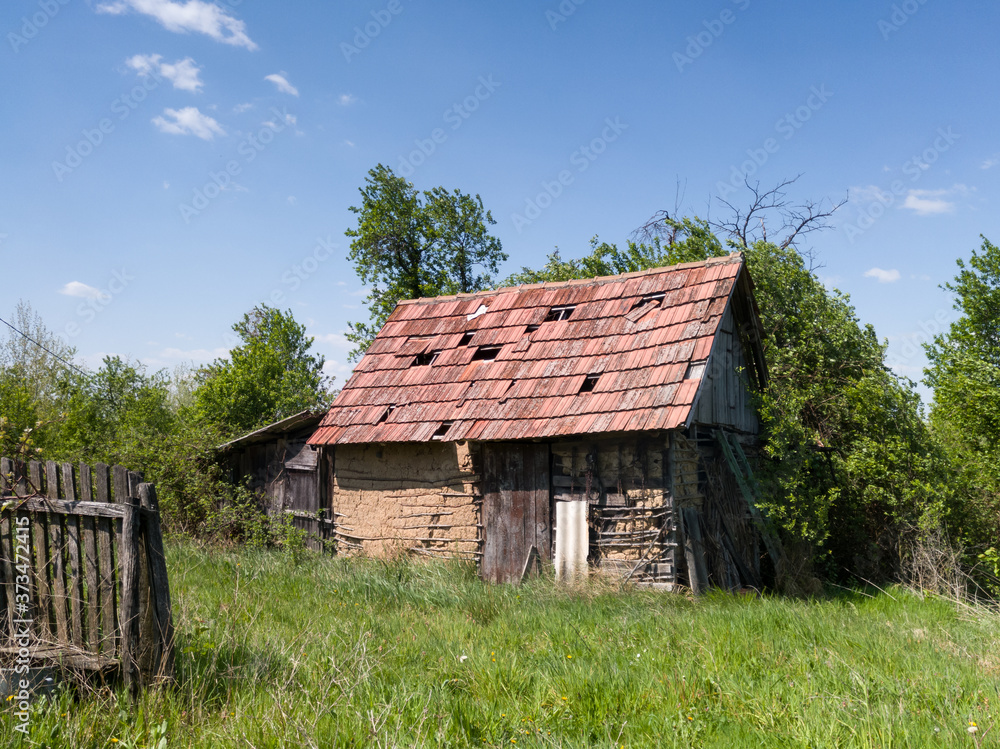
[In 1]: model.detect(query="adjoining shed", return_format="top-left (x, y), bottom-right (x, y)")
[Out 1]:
top-left (219, 410), bottom-right (330, 549)
top-left (308, 253), bottom-right (777, 589)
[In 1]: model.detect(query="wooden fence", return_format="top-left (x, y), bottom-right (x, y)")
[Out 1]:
top-left (0, 457), bottom-right (174, 691)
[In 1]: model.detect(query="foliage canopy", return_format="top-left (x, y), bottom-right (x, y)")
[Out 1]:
top-left (345, 164), bottom-right (506, 360)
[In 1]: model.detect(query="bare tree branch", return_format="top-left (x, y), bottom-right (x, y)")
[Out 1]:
top-left (635, 176), bottom-right (846, 257)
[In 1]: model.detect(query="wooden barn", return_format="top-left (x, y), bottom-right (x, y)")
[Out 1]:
top-left (219, 410), bottom-right (330, 548)
top-left (307, 253), bottom-right (777, 589)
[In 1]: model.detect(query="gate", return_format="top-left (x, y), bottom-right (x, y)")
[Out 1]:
top-left (0, 458), bottom-right (175, 692)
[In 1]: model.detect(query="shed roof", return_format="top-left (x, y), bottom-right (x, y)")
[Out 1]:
top-left (220, 410), bottom-right (326, 450)
top-left (309, 253), bottom-right (762, 445)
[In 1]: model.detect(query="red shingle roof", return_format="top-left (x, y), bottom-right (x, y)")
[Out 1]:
top-left (310, 253), bottom-right (747, 445)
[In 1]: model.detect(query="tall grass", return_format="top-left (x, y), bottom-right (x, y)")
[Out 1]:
top-left (4, 539), bottom-right (998, 747)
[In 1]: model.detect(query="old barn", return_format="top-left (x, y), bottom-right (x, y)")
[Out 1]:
top-left (307, 253), bottom-right (776, 589)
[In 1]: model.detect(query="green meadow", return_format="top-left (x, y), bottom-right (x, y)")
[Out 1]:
top-left (4, 539), bottom-right (998, 748)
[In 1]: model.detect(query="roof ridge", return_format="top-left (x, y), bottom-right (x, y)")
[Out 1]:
top-left (396, 251), bottom-right (744, 305)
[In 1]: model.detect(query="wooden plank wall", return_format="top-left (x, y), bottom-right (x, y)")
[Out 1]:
top-left (692, 306), bottom-right (759, 434)
top-left (225, 432), bottom-right (327, 551)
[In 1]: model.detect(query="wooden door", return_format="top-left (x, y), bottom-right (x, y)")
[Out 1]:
top-left (481, 443), bottom-right (550, 584)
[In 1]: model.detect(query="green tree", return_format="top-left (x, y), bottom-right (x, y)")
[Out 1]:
top-left (345, 164), bottom-right (506, 360)
top-left (195, 305), bottom-right (331, 437)
top-left (924, 237), bottom-right (1000, 551)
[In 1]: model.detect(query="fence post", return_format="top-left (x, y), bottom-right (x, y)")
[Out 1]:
top-left (139, 484), bottom-right (175, 682)
top-left (118, 495), bottom-right (141, 694)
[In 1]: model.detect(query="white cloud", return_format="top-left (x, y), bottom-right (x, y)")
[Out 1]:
top-left (152, 107), bottom-right (225, 139)
top-left (163, 181), bottom-right (170, 189)
top-left (287, 196), bottom-right (297, 205)
top-left (343, 140), bottom-right (356, 148)
top-left (96, 0), bottom-right (257, 50)
top-left (850, 184), bottom-right (890, 205)
top-left (59, 281), bottom-right (107, 300)
top-left (265, 73), bottom-right (299, 96)
top-left (901, 189), bottom-right (955, 215)
top-left (982, 155), bottom-right (1000, 170)
top-left (864, 267), bottom-right (901, 284)
top-left (900, 185), bottom-right (972, 216)
top-left (233, 102), bottom-right (253, 113)
top-left (127, 53), bottom-right (203, 92)
top-left (338, 93), bottom-right (357, 106)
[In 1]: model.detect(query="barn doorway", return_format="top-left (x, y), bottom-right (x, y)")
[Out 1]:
top-left (481, 443), bottom-right (551, 584)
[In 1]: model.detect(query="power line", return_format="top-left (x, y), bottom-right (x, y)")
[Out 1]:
top-left (0, 315), bottom-right (87, 377)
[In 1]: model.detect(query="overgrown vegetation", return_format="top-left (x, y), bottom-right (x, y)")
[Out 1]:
top-left (3, 542), bottom-right (997, 747)
top-left (0, 302), bottom-right (332, 535)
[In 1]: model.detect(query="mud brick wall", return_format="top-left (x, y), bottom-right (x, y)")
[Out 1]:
top-left (330, 441), bottom-right (481, 561)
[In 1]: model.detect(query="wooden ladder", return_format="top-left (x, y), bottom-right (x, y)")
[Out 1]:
top-left (713, 430), bottom-right (785, 573)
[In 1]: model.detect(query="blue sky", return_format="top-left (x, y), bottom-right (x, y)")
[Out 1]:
top-left (2, 0), bottom-right (996, 400)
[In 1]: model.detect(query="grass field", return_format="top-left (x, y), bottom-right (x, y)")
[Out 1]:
top-left (3, 539), bottom-right (999, 748)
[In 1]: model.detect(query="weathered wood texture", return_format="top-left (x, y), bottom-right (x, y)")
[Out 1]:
top-left (550, 435), bottom-right (677, 585)
top-left (225, 430), bottom-right (326, 550)
top-left (692, 305), bottom-right (759, 434)
top-left (481, 443), bottom-right (550, 584)
top-left (0, 458), bottom-right (174, 690)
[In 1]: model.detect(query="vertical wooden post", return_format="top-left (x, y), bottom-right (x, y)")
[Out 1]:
top-left (681, 507), bottom-right (709, 595)
top-left (0, 510), bottom-right (15, 638)
top-left (0, 457), bottom-right (11, 496)
top-left (27, 461), bottom-right (42, 497)
top-left (45, 461), bottom-right (60, 500)
top-left (94, 464), bottom-right (111, 503)
top-left (118, 495), bottom-right (141, 694)
top-left (79, 463), bottom-right (93, 502)
top-left (112, 466), bottom-right (129, 505)
top-left (139, 484), bottom-right (175, 682)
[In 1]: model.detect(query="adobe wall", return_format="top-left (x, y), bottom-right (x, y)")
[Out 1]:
top-left (330, 441), bottom-right (481, 560)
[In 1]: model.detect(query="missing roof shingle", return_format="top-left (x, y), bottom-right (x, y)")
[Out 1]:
top-left (630, 292), bottom-right (665, 311)
top-left (472, 345), bottom-right (501, 361)
top-left (544, 305), bottom-right (576, 322)
top-left (686, 361), bottom-right (707, 380)
top-left (625, 293), bottom-right (665, 322)
top-left (412, 350), bottom-right (441, 367)
top-left (459, 332), bottom-right (474, 347)
top-left (431, 421), bottom-right (454, 440)
top-left (377, 405), bottom-right (396, 424)
top-left (580, 374), bottom-right (600, 393)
